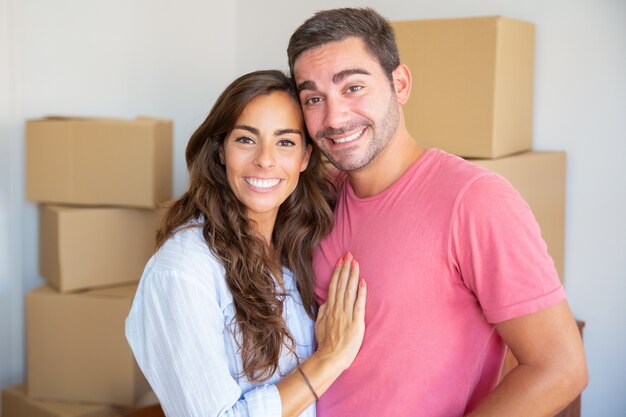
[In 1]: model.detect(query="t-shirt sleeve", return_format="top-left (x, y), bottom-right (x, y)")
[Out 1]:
top-left (125, 253), bottom-right (282, 417)
top-left (449, 173), bottom-right (566, 323)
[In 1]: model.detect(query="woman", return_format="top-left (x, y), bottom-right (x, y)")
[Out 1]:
top-left (125, 70), bottom-right (366, 417)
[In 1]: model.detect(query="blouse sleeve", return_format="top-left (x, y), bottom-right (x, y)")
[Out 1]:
top-left (125, 261), bottom-right (282, 417)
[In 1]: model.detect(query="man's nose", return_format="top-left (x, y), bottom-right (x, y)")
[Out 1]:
top-left (323, 96), bottom-right (351, 130)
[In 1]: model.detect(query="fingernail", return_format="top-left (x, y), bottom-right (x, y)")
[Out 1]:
top-left (359, 279), bottom-right (366, 288)
top-left (345, 251), bottom-right (353, 261)
top-left (337, 257), bottom-right (344, 266)
top-left (352, 259), bottom-right (357, 268)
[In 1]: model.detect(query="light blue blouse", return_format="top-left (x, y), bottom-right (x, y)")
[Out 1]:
top-left (125, 225), bottom-right (316, 417)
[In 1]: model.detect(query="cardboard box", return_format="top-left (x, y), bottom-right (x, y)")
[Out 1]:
top-left (470, 151), bottom-right (566, 281)
top-left (26, 116), bottom-right (172, 208)
top-left (2, 385), bottom-right (123, 417)
top-left (26, 285), bottom-right (151, 406)
top-left (392, 16), bottom-right (535, 158)
top-left (39, 205), bottom-right (160, 292)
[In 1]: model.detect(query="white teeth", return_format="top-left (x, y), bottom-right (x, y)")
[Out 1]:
top-left (333, 128), bottom-right (365, 144)
top-left (245, 178), bottom-right (281, 189)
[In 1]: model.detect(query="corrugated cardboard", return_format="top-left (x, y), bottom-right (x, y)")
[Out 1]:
top-left (39, 205), bottom-right (160, 292)
top-left (471, 151), bottom-right (566, 281)
top-left (1, 385), bottom-right (123, 417)
top-left (26, 116), bottom-right (172, 208)
top-left (392, 16), bottom-right (535, 158)
top-left (26, 285), bottom-right (151, 406)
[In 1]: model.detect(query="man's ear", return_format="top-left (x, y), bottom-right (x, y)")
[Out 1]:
top-left (300, 144), bottom-right (313, 172)
top-left (392, 64), bottom-right (412, 105)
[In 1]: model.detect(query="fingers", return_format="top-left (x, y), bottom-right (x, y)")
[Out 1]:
top-left (333, 252), bottom-right (353, 310)
top-left (326, 256), bottom-right (344, 307)
top-left (343, 258), bottom-right (360, 313)
top-left (326, 252), bottom-right (362, 317)
top-left (314, 255), bottom-right (367, 371)
top-left (353, 278), bottom-right (367, 322)
top-left (317, 303), bottom-right (327, 319)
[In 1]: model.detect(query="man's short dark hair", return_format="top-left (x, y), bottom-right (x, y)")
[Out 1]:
top-left (287, 8), bottom-right (400, 82)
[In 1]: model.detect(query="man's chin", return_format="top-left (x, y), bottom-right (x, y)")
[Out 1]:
top-left (326, 156), bottom-right (369, 173)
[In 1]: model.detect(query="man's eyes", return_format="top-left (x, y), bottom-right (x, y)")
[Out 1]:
top-left (303, 96), bottom-right (323, 105)
top-left (302, 85), bottom-right (364, 105)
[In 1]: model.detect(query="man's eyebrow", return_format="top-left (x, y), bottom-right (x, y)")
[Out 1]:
top-left (297, 68), bottom-right (371, 93)
top-left (297, 80), bottom-right (316, 92)
top-left (233, 125), bottom-right (258, 135)
top-left (274, 128), bottom-right (302, 136)
top-left (332, 68), bottom-right (370, 84)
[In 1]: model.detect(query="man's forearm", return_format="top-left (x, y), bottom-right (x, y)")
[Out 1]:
top-left (465, 360), bottom-right (587, 417)
top-left (467, 301), bottom-right (588, 417)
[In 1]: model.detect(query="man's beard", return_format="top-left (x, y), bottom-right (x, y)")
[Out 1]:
top-left (316, 95), bottom-right (400, 173)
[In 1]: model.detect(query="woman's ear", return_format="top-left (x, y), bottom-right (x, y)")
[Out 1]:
top-left (218, 144), bottom-right (225, 165)
top-left (392, 64), bottom-right (412, 105)
top-left (300, 144), bottom-right (313, 172)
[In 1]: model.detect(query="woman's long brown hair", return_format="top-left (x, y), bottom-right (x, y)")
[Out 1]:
top-left (156, 70), bottom-right (335, 382)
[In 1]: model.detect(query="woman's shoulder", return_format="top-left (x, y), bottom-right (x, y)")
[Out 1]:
top-left (149, 222), bottom-right (225, 283)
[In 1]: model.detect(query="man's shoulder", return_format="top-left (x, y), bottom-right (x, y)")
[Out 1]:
top-left (427, 148), bottom-right (490, 176)
top-left (412, 148), bottom-right (494, 192)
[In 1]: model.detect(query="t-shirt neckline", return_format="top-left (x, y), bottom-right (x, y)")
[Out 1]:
top-left (345, 147), bottom-right (439, 203)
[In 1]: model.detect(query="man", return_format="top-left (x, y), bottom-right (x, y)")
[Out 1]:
top-left (287, 7), bottom-right (587, 417)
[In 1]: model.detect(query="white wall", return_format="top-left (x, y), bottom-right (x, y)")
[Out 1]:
top-left (1, 0), bottom-right (624, 415)
top-left (0, 0), bottom-right (23, 394)
top-left (0, 0), bottom-right (236, 409)
top-left (234, 0), bottom-right (626, 415)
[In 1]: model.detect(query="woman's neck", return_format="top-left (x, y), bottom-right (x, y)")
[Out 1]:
top-left (248, 211), bottom-right (277, 245)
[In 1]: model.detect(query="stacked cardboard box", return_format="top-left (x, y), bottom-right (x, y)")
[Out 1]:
top-left (2, 385), bottom-right (123, 417)
top-left (2, 117), bottom-right (172, 416)
top-left (392, 16), bottom-right (567, 281)
top-left (2, 385), bottom-right (163, 417)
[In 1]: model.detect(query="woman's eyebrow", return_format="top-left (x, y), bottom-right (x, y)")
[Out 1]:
top-left (274, 128), bottom-right (302, 136)
top-left (233, 125), bottom-right (258, 134)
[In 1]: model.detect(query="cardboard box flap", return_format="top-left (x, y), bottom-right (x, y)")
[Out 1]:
top-left (30, 284), bottom-right (138, 300)
top-left (33, 115), bottom-right (169, 126)
top-left (86, 284), bottom-right (139, 299)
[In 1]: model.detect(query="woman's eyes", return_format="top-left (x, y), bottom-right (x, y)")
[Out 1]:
top-left (277, 139), bottom-right (296, 147)
top-left (234, 136), bottom-right (255, 144)
top-left (234, 136), bottom-right (296, 147)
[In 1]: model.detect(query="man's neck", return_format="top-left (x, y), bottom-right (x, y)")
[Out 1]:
top-left (347, 128), bottom-right (425, 198)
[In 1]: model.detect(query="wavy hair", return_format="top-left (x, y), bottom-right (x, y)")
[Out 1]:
top-left (156, 70), bottom-right (335, 381)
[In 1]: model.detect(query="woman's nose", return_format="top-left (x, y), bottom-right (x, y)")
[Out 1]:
top-left (254, 144), bottom-right (276, 169)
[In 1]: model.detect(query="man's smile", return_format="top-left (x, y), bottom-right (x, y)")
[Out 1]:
top-left (330, 128), bottom-right (367, 145)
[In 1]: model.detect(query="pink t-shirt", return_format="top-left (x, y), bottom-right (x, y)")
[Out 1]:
top-left (313, 148), bottom-right (565, 416)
